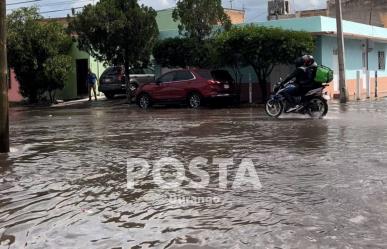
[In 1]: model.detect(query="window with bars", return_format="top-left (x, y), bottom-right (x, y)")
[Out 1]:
top-left (378, 51), bottom-right (385, 70)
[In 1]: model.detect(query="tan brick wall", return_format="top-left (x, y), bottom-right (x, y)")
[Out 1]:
top-left (380, 13), bottom-right (387, 28)
top-left (328, 0), bottom-right (387, 27)
top-left (296, 9), bottom-right (328, 18)
top-left (225, 9), bottom-right (245, 24)
top-left (327, 77), bottom-right (387, 100)
top-left (237, 76), bottom-right (387, 103)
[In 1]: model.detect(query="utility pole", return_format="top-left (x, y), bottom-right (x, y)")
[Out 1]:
top-left (365, 1), bottom-right (373, 71)
top-left (229, 0), bottom-right (233, 9)
top-left (0, 0), bottom-right (9, 153)
top-left (335, 0), bottom-right (347, 103)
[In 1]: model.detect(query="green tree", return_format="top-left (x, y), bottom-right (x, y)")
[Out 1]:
top-left (153, 38), bottom-right (190, 68)
top-left (7, 7), bottom-right (72, 103)
top-left (69, 0), bottom-right (159, 96)
top-left (44, 55), bottom-right (72, 103)
top-left (153, 37), bottom-right (217, 69)
top-left (172, 0), bottom-right (231, 41)
top-left (216, 25), bottom-right (315, 100)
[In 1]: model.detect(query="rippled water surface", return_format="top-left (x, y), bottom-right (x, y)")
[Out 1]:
top-left (1, 99), bottom-right (387, 249)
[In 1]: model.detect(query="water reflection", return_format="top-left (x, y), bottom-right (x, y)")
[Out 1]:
top-left (1, 101), bottom-right (387, 248)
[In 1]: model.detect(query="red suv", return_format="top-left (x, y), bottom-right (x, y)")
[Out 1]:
top-left (135, 69), bottom-right (237, 109)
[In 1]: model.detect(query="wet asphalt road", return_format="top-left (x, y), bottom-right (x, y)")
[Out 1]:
top-left (1, 98), bottom-right (387, 249)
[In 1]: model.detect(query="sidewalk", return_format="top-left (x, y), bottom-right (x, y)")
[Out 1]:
top-left (51, 97), bottom-right (105, 108)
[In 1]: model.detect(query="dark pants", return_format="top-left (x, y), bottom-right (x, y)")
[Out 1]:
top-left (282, 84), bottom-right (299, 105)
top-left (88, 83), bottom-right (97, 101)
top-left (299, 85), bottom-right (317, 96)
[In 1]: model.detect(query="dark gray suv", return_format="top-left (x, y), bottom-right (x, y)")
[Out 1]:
top-left (99, 66), bottom-right (155, 99)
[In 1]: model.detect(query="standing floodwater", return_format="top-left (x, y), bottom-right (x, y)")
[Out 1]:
top-left (1, 100), bottom-right (387, 248)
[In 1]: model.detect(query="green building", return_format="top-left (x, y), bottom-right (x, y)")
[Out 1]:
top-left (57, 42), bottom-right (107, 100)
top-left (56, 9), bottom-right (174, 101)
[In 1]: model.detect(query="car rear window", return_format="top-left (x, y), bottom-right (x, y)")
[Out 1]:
top-left (174, 70), bottom-right (194, 81)
top-left (128, 67), bottom-right (155, 75)
top-left (129, 68), bottom-right (145, 74)
top-left (158, 72), bottom-right (175, 83)
top-left (197, 70), bottom-right (213, 80)
top-left (197, 69), bottom-right (234, 83)
top-left (211, 70), bottom-right (234, 82)
top-left (143, 68), bottom-right (155, 74)
top-left (103, 67), bottom-right (121, 76)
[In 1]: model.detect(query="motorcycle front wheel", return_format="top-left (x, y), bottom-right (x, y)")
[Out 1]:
top-left (265, 99), bottom-right (284, 118)
top-left (307, 97), bottom-right (328, 119)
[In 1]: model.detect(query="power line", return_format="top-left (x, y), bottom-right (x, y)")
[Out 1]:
top-left (7, 0), bottom-right (93, 11)
top-left (7, 0), bottom-right (42, 6)
top-left (36, 0), bottom-right (92, 8)
top-left (7, 6), bottom-right (84, 15)
top-left (6, 0), bottom-right (94, 16)
top-left (39, 6), bottom-right (82, 14)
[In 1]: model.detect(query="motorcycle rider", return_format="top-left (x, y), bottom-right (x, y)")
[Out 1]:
top-left (280, 55), bottom-right (318, 112)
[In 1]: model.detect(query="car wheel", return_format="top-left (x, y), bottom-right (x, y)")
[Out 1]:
top-left (129, 83), bottom-right (138, 93)
top-left (104, 93), bottom-right (115, 99)
top-left (137, 94), bottom-right (152, 109)
top-left (188, 93), bottom-right (202, 109)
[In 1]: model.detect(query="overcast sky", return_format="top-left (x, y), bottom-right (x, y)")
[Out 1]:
top-left (138, 0), bottom-right (327, 22)
top-left (7, 0), bottom-right (327, 22)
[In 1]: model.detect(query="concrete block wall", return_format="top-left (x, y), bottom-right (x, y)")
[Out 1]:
top-left (328, 0), bottom-right (387, 27)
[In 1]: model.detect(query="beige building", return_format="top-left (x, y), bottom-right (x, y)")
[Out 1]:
top-left (296, 9), bottom-right (328, 18)
top-left (327, 0), bottom-right (387, 27)
top-left (328, 0), bottom-right (387, 27)
top-left (267, 0), bottom-right (296, 20)
top-left (224, 8), bottom-right (245, 24)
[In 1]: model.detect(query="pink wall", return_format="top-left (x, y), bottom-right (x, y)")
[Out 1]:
top-left (8, 70), bottom-right (23, 102)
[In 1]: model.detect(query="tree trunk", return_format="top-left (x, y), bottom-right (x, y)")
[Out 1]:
top-left (29, 91), bottom-right (38, 104)
top-left (259, 81), bottom-right (268, 103)
top-left (232, 65), bottom-right (242, 104)
top-left (253, 68), bottom-right (269, 103)
top-left (48, 88), bottom-right (57, 104)
top-left (124, 61), bottom-right (131, 104)
top-left (48, 90), bottom-right (53, 104)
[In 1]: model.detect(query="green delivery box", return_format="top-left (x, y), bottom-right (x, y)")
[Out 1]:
top-left (315, 65), bottom-right (334, 84)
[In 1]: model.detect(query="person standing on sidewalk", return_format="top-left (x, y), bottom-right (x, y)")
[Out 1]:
top-left (87, 68), bottom-right (98, 101)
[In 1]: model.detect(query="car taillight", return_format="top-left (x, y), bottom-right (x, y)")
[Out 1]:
top-left (208, 80), bottom-right (221, 85)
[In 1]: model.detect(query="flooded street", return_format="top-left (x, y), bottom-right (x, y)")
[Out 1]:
top-left (1, 99), bottom-right (387, 249)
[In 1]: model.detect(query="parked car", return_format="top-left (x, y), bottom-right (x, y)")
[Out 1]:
top-left (135, 69), bottom-right (238, 109)
top-left (99, 66), bottom-right (155, 99)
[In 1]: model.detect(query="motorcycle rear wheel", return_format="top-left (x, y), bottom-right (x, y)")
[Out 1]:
top-left (307, 97), bottom-right (328, 119)
top-left (265, 99), bottom-right (284, 118)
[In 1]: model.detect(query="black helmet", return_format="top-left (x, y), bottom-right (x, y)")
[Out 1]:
top-left (302, 55), bottom-right (315, 67)
top-left (295, 55), bottom-right (315, 67)
top-left (294, 57), bottom-right (305, 67)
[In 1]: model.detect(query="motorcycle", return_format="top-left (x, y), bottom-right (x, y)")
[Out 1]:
top-left (265, 81), bottom-right (330, 119)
